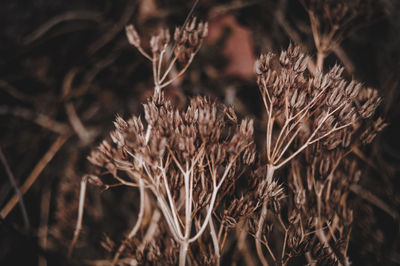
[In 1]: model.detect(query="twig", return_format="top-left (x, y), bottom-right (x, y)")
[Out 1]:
top-left (0, 147), bottom-right (30, 229)
top-left (331, 46), bottom-right (355, 74)
top-left (87, 0), bottom-right (136, 55)
top-left (65, 102), bottom-right (93, 145)
top-left (62, 69), bottom-right (93, 144)
top-left (208, 216), bottom-right (221, 266)
top-left (0, 106), bottom-right (70, 135)
top-left (23, 11), bottom-right (102, 45)
top-left (350, 184), bottom-right (399, 220)
top-left (68, 175), bottom-right (88, 257)
top-left (0, 134), bottom-right (70, 219)
top-left (0, 80), bottom-right (35, 103)
top-left (112, 179), bottom-right (145, 265)
top-left (38, 186), bottom-right (51, 266)
top-left (138, 209), bottom-right (161, 252)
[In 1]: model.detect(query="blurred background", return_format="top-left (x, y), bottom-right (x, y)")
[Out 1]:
top-left (0, 0), bottom-right (399, 265)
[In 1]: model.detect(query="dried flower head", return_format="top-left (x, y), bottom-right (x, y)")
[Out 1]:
top-left (88, 92), bottom-right (255, 265)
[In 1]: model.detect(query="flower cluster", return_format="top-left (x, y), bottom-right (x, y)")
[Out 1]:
top-left (253, 45), bottom-right (384, 265)
top-left (69, 15), bottom-right (386, 265)
top-left (88, 92), bottom-right (255, 265)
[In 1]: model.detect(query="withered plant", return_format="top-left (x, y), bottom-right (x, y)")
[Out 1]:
top-left (253, 45), bottom-right (384, 265)
top-left (299, 0), bottom-right (377, 71)
top-left (69, 17), bottom-right (257, 266)
top-left (68, 8), bottom-right (386, 266)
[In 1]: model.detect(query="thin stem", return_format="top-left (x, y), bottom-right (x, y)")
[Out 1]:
top-left (271, 119), bottom-right (290, 160)
top-left (155, 193), bottom-right (184, 241)
top-left (112, 179), bottom-right (145, 265)
top-left (160, 167), bottom-right (183, 237)
top-left (274, 109), bottom-right (332, 169)
top-left (281, 228), bottom-right (288, 261)
top-left (159, 54), bottom-right (195, 90)
top-left (266, 107), bottom-right (274, 162)
top-left (273, 127), bottom-right (301, 165)
top-left (209, 216), bottom-right (221, 266)
top-left (184, 171), bottom-right (191, 238)
top-left (316, 51), bottom-right (326, 72)
top-left (188, 158), bottom-right (235, 244)
top-left (68, 175), bottom-right (88, 257)
top-left (152, 55), bottom-right (159, 87)
top-left (0, 147), bottom-right (30, 229)
top-left (136, 46), bottom-right (152, 61)
top-left (255, 164), bottom-right (276, 266)
top-left (1, 135), bottom-right (69, 219)
top-left (138, 209), bottom-right (161, 252)
top-left (157, 49), bottom-right (166, 83)
top-left (256, 202), bottom-right (270, 266)
top-left (159, 56), bottom-right (178, 84)
top-left (309, 121), bottom-right (354, 145)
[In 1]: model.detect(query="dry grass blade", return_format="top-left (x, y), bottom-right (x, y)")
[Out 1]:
top-left (0, 134), bottom-right (70, 219)
top-left (0, 147), bottom-right (30, 229)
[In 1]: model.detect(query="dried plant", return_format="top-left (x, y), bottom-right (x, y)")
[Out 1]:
top-left (2, 1), bottom-right (397, 266)
top-left (125, 17), bottom-right (207, 97)
top-left (88, 93), bottom-right (255, 265)
top-left (299, 0), bottom-right (378, 70)
top-left (253, 44), bottom-right (385, 265)
top-left (68, 10), bottom-right (386, 266)
top-left (69, 17), bottom-right (259, 266)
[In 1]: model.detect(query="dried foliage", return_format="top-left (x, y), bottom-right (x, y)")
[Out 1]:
top-left (1, 1), bottom-right (398, 266)
top-left (75, 16), bottom-right (385, 266)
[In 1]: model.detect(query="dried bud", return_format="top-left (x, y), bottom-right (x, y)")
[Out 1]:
top-left (125, 25), bottom-right (140, 47)
top-left (87, 174), bottom-right (104, 187)
top-left (361, 117), bottom-right (387, 144)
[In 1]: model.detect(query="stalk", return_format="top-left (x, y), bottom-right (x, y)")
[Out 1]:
top-left (256, 164), bottom-right (276, 266)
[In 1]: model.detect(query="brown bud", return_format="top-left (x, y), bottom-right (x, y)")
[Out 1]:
top-left (125, 25), bottom-right (140, 47)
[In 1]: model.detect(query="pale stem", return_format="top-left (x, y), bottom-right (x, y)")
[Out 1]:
top-left (316, 51), bottom-right (326, 72)
top-left (68, 175), bottom-right (88, 258)
top-left (157, 49), bottom-right (166, 83)
top-left (309, 121), bottom-right (355, 145)
top-left (271, 119), bottom-right (290, 160)
top-left (274, 108), bottom-right (332, 169)
top-left (273, 127), bottom-right (301, 165)
top-left (178, 170), bottom-right (192, 266)
top-left (209, 216), bottom-right (221, 266)
top-left (315, 224), bottom-right (339, 264)
top-left (155, 192), bottom-right (184, 241)
top-left (160, 167), bottom-right (183, 237)
top-left (136, 46), bottom-right (152, 61)
top-left (255, 164), bottom-right (275, 266)
top-left (308, 11), bottom-right (324, 71)
top-left (271, 100), bottom-right (315, 161)
top-left (152, 56), bottom-right (158, 87)
top-left (138, 209), bottom-right (161, 252)
top-left (188, 158), bottom-right (235, 243)
top-left (256, 202), bottom-right (270, 266)
top-left (184, 171), bottom-right (191, 238)
top-left (266, 107), bottom-right (274, 162)
top-left (179, 242), bottom-right (189, 266)
top-left (112, 179), bottom-right (145, 265)
top-left (145, 125), bottom-right (152, 144)
top-left (159, 56), bottom-right (178, 84)
top-left (159, 53), bottom-right (195, 90)
top-left (259, 79), bottom-right (272, 116)
top-left (281, 228), bottom-right (288, 261)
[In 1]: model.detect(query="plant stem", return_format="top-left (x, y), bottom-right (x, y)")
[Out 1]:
top-left (256, 164), bottom-right (276, 266)
top-left (179, 241), bottom-right (189, 266)
top-left (209, 216), bottom-right (221, 266)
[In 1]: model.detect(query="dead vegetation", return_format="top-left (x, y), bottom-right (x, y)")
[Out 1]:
top-left (0, 0), bottom-right (399, 265)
